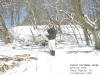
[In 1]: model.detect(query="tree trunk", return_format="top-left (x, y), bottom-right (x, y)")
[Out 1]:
top-left (3, 31), bottom-right (11, 44)
top-left (0, 15), bottom-right (11, 44)
top-left (17, 8), bottom-right (20, 25)
top-left (82, 27), bottom-right (90, 45)
top-left (11, 8), bottom-right (14, 26)
top-left (93, 31), bottom-right (100, 50)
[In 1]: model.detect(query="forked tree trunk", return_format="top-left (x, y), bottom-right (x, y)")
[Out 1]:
top-left (72, 0), bottom-right (100, 50)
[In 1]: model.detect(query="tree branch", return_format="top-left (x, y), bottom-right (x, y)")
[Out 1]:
top-left (72, 0), bottom-right (94, 32)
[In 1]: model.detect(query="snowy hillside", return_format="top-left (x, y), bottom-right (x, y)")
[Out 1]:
top-left (9, 25), bottom-right (87, 45)
top-left (0, 26), bottom-right (100, 75)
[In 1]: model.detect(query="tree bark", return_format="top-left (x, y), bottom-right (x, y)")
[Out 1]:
top-left (11, 7), bottom-right (14, 26)
top-left (93, 30), bottom-right (100, 50)
top-left (82, 26), bottom-right (90, 46)
top-left (0, 14), bottom-right (11, 44)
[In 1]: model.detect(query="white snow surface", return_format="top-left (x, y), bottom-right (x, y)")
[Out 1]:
top-left (0, 43), bottom-right (100, 75)
top-left (0, 26), bottom-right (100, 75)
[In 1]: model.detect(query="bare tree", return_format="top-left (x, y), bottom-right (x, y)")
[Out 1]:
top-left (72, 0), bottom-right (100, 50)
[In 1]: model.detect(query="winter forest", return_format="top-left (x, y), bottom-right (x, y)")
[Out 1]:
top-left (0, 0), bottom-right (100, 75)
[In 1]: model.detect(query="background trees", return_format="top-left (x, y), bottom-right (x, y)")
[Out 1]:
top-left (0, 0), bottom-right (100, 49)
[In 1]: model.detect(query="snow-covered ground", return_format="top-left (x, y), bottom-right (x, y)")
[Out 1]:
top-left (0, 42), bottom-right (100, 75)
top-left (0, 26), bottom-right (100, 75)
